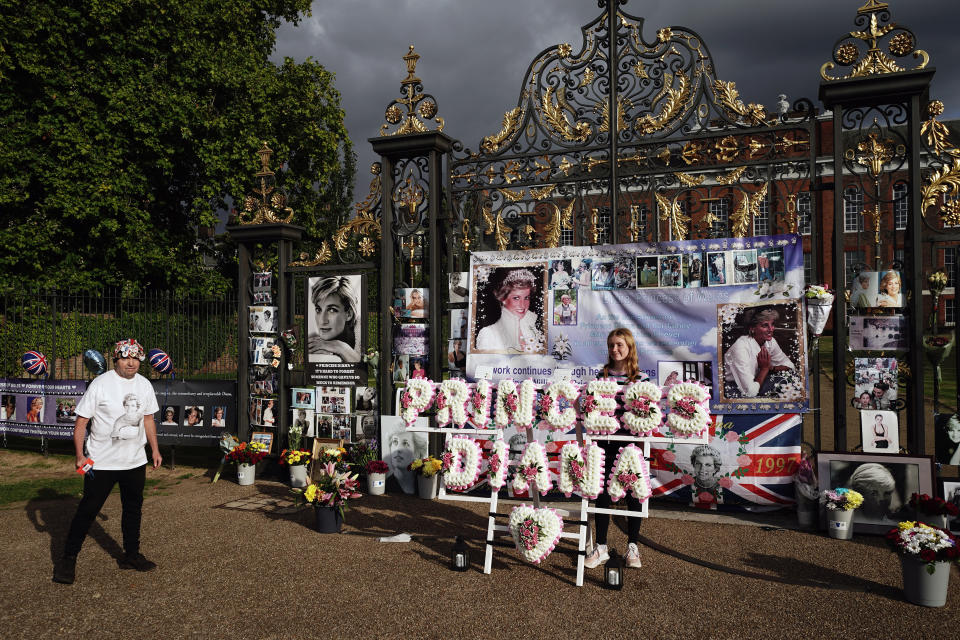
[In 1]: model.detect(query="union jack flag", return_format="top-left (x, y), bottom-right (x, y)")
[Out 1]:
top-left (650, 413), bottom-right (802, 509)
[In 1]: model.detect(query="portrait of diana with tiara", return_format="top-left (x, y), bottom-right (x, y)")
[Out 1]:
top-left (473, 266), bottom-right (547, 354)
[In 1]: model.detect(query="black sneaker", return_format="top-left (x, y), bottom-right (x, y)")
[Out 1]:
top-left (53, 555), bottom-right (77, 584)
top-left (118, 553), bottom-right (157, 572)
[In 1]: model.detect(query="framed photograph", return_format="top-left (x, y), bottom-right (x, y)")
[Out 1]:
top-left (449, 272), bottom-right (469, 303)
top-left (183, 405), bottom-right (204, 427)
top-left (877, 269), bottom-right (904, 308)
top-left (251, 431), bottom-right (274, 454)
top-left (291, 408), bottom-right (314, 437)
top-left (306, 275), bottom-right (363, 364)
top-left (591, 260), bottom-right (615, 290)
top-left (253, 271), bottom-right (272, 292)
top-left (658, 254), bottom-right (682, 288)
top-left (249, 337), bottom-right (277, 366)
top-left (354, 386), bottom-right (378, 412)
top-left (682, 253), bottom-right (705, 288)
top-left (848, 271), bottom-right (879, 311)
top-left (291, 387), bottom-right (316, 410)
top-left (757, 248), bottom-right (784, 282)
top-left (450, 309), bottom-right (467, 339)
top-left (394, 323), bottom-right (428, 356)
top-left (934, 412), bottom-right (960, 465)
top-left (358, 414), bottom-right (378, 440)
top-left (849, 315), bottom-right (907, 351)
top-left (817, 452), bottom-right (935, 533)
top-left (706, 251), bottom-right (729, 286)
top-left (315, 414), bottom-right (334, 439)
top-left (317, 386), bottom-right (351, 415)
top-left (553, 289), bottom-right (577, 326)
top-left (394, 287), bottom-right (427, 319)
top-left (548, 260), bottom-right (574, 290)
top-left (210, 406), bottom-right (227, 428)
top-left (860, 410), bottom-right (899, 453)
top-left (853, 357), bottom-right (898, 409)
top-left (732, 249), bottom-right (758, 285)
top-left (471, 263), bottom-right (548, 354)
top-left (248, 305), bottom-right (278, 334)
top-left (333, 415), bottom-right (353, 443)
top-left (717, 300), bottom-right (805, 404)
top-left (942, 481), bottom-right (960, 533)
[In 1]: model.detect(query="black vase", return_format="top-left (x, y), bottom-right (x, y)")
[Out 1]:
top-left (314, 505), bottom-right (343, 533)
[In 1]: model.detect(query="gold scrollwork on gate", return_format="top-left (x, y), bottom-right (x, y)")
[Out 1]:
top-left (481, 106), bottom-right (524, 154)
top-left (636, 71), bottom-right (690, 135)
top-left (539, 86), bottom-right (592, 142)
top-left (712, 80), bottom-right (767, 127)
top-left (655, 192), bottom-right (690, 241)
top-left (482, 204), bottom-right (510, 251)
top-left (730, 183), bottom-right (768, 238)
top-left (542, 200), bottom-right (574, 248)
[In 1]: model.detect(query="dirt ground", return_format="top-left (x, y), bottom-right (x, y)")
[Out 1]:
top-left (0, 449), bottom-right (957, 640)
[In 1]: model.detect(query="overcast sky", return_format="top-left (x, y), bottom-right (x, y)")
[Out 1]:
top-left (272, 0), bottom-right (960, 199)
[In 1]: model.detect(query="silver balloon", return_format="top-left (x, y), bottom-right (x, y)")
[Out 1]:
top-left (83, 349), bottom-right (106, 375)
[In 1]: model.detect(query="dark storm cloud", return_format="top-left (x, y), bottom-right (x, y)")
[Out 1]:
top-left (273, 0), bottom-right (960, 195)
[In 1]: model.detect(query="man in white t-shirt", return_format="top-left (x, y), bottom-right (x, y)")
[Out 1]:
top-left (53, 339), bottom-right (162, 585)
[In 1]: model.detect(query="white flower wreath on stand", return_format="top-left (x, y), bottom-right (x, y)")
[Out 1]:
top-left (582, 378), bottom-right (621, 434)
top-left (509, 504), bottom-right (564, 564)
top-left (607, 443), bottom-right (652, 503)
top-left (665, 381), bottom-right (711, 437)
top-left (487, 439), bottom-right (509, 490)
top-left (494, 379), bottom-right (536, 429)
top-left (511, 441), bottom-right (552, 495)
top-left (558, 440), bottom-right (605, 499)
top-left (621, 380), bottom-right (664, 436)
top-left (442, 436), bottom-right (483, 491)
top-left (540, 379), bottom-right (580, 431)
top-left (400, 377), bottom-right (435, 427)
top-left (436, 378), bottom-right (470, 427)
top-left (469, 379), bottom-right (493, 428)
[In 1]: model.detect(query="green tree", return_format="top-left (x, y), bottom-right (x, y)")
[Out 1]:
top-left (0, 0), bottom-right (354, 295)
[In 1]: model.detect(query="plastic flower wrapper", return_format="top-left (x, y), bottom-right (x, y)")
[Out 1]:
top-left (804, 284), bottom-right (834, 337)
top-left (793, 454), bottom-right (819, 501)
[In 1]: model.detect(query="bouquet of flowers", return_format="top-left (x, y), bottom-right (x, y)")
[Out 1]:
top-left (295, 463), bottom-right (362, 518)
top-left (886, 521), bottom-right (959, 573)
top-left (365, 460), bottom-right (389, 475)
top-left (315, 446), bottom-right (348, 471)
top-left (822, 487), bottom-right (864, 511)
top-left (278, 449), bottom-right (311, 466)
top-left (922, 333), bottom-right (955, 371)
top-left (224, 441), bottom-right (269, 465)
top-left (909, 493), bottom-right (960, 519)
top-left (793, 454), bottom-right (819, 502)
top-left (288, 421), bottom-right (304, 451)
top-left (348, 439), bottom-right (378, 474)
top-left (803, 284), bottom-right (835, 337)
top-left (409, 456), bottom-right (444, 477)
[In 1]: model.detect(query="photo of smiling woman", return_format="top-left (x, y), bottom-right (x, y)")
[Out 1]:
top-left (720, 301), bottom-right (804, 402)
top-left (307, 275), bottom-right (362, 363)
top-left (473, 266), bottom-right (546, 354)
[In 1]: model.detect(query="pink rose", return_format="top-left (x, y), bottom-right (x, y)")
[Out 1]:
top-left (737, 454), bottom-right (752, 468)
top-left (718, 476), bottom-right (734, 489)
top-left (724, 431), bottom-right (740, 443)
top-left (681, 474), bottom-right (695, 485)
top-left (661, 451), bottom-right (676, 464)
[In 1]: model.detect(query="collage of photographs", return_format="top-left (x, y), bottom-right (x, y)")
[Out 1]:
top-left (287, 385), bottom-right (378, 444)
top-left (158, 404), bottom-right (228, 429)
top-left (845, 268), bottom-right (906, 453)
top-left (446, 272), bottom-right (470, 375)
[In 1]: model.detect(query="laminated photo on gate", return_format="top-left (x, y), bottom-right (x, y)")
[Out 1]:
top-left (465, 234), bottom-right (808, 415)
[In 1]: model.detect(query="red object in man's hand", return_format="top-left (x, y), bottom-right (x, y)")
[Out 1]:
top-left (76, 458), bottom-right (94, 474)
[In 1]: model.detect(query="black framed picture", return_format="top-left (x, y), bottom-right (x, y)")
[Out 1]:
top-left (817, 452), bottom-right (935, 534)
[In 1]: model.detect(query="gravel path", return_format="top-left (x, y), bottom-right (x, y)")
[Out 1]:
top-left (1, 459), bottom-right (958, 640)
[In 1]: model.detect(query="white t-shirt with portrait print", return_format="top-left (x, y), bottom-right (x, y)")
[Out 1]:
top-left (76, 370), bottom-right (159, 470)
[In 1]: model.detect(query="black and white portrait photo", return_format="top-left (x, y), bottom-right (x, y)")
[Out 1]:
top-left (934, 413), bottom-right (960, 466)
top-left (306, 275), bottom-right (362, 363)
top-left (472, 264), bottom-right (547, 355)
top-left (448, 272), bottom-right (469, 303)
top-left (380, 415), bottom-right (429, 495)
top-left (718, 301), bottom-right (805, 403)
top-left (248, 305), bottom-right (278, 334)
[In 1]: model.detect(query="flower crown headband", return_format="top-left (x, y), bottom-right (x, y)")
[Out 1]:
top-left (114, 339), bottom-right (145, 361)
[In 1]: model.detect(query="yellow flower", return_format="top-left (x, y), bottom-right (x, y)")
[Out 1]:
top-left (324, 448), bottom-right (342, 457)
top-left (304, 484), bottom-right (318, 503)
top-left (898, 520), bottom-right (916, 531)
top-left (844, 490), bottom-right (864, 510)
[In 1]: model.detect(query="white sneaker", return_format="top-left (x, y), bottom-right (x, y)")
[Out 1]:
top-left (625, 543), bottom-right (642, 568)
top-left (584, 544), bottom-right (609, 569)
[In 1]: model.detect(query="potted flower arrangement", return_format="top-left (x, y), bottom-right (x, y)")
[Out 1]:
top-left (909, 492), bottom-right (960, 530)
top-left (225, 441), bottom-right (269, 486)
top-left (793, 453), bottom-right (819, 529)
top-left (315, 446), bottom-right (349, 472)
top-left (886, 521), bottom-right (960, 607)
top-left (365, 460), bottom-right (389, 496)
top-left (348, 439), bottom-right (378, 476)
top-left (409, 455), bottom-right (444, 499)
top-left (294, 462), bottom-right (362, 533)
top-left (278, 448), bottom-right (312, 488)
top-left (821, 487), bottom-right (864, 540)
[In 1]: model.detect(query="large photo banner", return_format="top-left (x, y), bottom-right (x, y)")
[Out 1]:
top-left (467, 234), bottom-right (808, 415)
top-left (0, 378), bottom-right (87, 439)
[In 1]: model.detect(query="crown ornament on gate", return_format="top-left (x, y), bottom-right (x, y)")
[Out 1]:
top-left (236, 142), bottom-right (295, 225)
top-left (379, 45), bottom-right (445, 136)
top-left (820, 0), bottom-right (929, 81)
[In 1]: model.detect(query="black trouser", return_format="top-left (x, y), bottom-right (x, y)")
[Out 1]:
top-left (594, 441), bottom-right (642, 545)
top-left (63, 464), bottom-right (146, 557)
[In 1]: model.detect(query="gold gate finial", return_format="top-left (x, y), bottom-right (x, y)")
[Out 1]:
top-left (380, 45), bottom-right (445, 136)
top-left (237, 141), bottom-right (294, 225)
